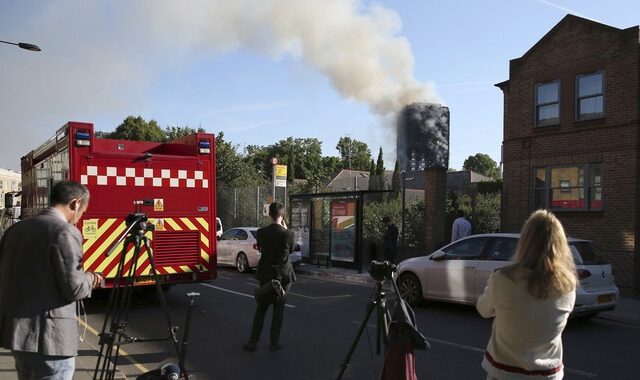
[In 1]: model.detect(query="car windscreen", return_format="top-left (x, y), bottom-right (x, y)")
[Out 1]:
top-left (569, 242), bottom-right (608, 265)
top-left (250, 231), bottom-right (258, 239)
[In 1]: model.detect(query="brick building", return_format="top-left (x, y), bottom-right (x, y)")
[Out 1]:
top-left (496, 15), bottom-right (640, 288)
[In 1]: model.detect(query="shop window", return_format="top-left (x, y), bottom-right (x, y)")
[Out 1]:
top-left (535, 81), bottom-right (559, 127)
top-left (533, 163), bottom-right (602, 211)
top-left (577, 72), bottom-right (604, 120)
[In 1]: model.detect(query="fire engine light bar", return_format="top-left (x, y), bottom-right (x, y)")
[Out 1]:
top-left (75, 131), bottom-right (91, 146)
top-left (198, 140), bottom-right (211, 154)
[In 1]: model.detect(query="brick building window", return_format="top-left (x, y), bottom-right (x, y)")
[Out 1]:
top-left (534, 163), bottom-right (602, 211)
top-left (535, 80), bottom-right (559, 127)
top-left (576, 71), bottom-right (604, 120)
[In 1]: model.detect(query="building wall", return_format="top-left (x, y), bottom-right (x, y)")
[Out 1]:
top-left (0, 168), bottom-right (21, 207)
top-left (500, 16), bottom-right (640, 286)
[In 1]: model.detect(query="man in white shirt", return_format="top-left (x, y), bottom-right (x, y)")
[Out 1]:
top-left (451, 210), bottom-right (471, 242)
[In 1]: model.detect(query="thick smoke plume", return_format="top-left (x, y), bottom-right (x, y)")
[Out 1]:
top-left (145, 0), bottom-right (441, 116)
top-left (397, 103), bottom-right (450, 171)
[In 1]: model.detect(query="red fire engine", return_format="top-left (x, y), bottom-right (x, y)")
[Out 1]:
top-left (20, 122), bottom-right (217, 286)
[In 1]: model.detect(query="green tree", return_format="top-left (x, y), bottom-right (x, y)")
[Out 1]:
top-left (392, 160), bottom-right (401, 198)
top-left (110, 116), bottom-right (165, 142)
top-left (320, 156), bottom-right (342, 179)
top-left (463, 153), bottom-right (501, 179)
top-left (164, 125), bottom-right (205, 141)
top-left (336, 136), bottom-right (372, 171)
top-left (375, 147), bottom-right (385, 176)
top-left (215, 132), bottom-right (259, 187)
top-left (371, 147), bottom-right (386, 192)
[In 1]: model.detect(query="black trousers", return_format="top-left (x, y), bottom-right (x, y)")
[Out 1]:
top-left (249, 283), bottom-right (291, 344)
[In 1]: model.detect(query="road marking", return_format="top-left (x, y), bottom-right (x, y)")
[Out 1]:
top-left (347, 322), bottom-right (598, 378)
top-left (289, 292), bottom-right (352, 300)
top-left (77, 318), bottom-right (149, 374)
top-left (426, 337), bottom-right (596, 378)
top-left (200, 283), bottom-right (296, 308)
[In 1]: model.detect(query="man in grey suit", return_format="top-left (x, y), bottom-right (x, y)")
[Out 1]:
top-left (243, 202), bottom-right (296, 352)
top-left (0, 181), bottom-right (103, 379)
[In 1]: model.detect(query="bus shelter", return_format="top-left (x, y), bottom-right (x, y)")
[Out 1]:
top-left (289, 190), bottom-right (392, 273)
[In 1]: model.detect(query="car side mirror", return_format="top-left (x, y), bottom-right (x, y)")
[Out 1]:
top-left (430, 251), bottom-right (446, 261)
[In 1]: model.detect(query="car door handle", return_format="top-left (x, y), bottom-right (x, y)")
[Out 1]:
top-left (465, 265), bottom-right (477, 269)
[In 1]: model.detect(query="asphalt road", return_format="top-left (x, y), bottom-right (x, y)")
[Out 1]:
top-left (82, 269), bottom-right (640, 380)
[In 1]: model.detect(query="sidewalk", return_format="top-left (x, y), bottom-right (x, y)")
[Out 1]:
top-left (0, 335), bottom-right (128, 380)
top-left (0, 347), bottom-right (99, 380)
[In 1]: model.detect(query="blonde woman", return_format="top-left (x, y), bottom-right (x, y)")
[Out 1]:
top-left (477, 210), bottom-right (578, 380)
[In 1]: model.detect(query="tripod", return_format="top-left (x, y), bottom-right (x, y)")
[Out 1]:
top-left (336, 280), bottom-right (394, 380)
top-left (93, 215), bottom-right (191, 380)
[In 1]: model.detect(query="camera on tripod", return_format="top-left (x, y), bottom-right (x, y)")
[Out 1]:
top-left (125, 212), bottom-right (154, 232)
top-left (369, 260), bottom-right (396, 282)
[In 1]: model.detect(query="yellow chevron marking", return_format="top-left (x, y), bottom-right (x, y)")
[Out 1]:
top-left (180, 265), bottom-right (191, 272)
top-left (180, 218), bottom-right (198, 231)
top-left (164, 218), bottom-right (182, 231)
top-left (201, 234), bottom-right (209, 249)
top-left (84, 221), bottom-right (127, 269)
top-left (195, 218), bottom-right (209, 231)
top-left (104, 246), bottom-right (135, 278)
top-left (201, 248), bottom-right (210, 263)
top-left (134, 246), bottom-right (149, 275)
top-left (83, 218), bottom-right (116, 251)
top-left (164, 267), bottom-right (177, 274)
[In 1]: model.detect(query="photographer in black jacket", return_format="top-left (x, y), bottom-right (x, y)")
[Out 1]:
top-left (243, 202), bottom-right (296, 352)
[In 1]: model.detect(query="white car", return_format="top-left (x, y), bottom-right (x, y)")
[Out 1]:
top-left (217, 227), bottom-right (260, 273)
top-left (395, 233), bottom-right (619, 317)
top-left (216, 227), bottom-right (302, 273)
top-left (216, 217), bottom-right (223, 239)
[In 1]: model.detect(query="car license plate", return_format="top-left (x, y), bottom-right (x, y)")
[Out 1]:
top-left (597, 294), bottom-right (613, 304)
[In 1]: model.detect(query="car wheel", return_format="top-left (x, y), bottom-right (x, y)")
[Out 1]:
top-left (236, 252), bottom-right (250, 273)
top-left (397, 273), bottom-right (423, 306)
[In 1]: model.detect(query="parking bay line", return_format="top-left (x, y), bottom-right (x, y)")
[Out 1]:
top-left (288, 291), bottom-right (352, 300)
top-left (347, 322), bottom-right (597, 378)
top-left (77, 318), bottom-right (149, 374)
top-left (200, 283), bottom-right (296, 308)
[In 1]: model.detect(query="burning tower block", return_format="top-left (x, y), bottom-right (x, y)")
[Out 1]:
top-left (397, 103), bottom-right (450, 171)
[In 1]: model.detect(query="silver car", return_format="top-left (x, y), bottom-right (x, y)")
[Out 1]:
top-left (395, 233), bottom-right (619, 317)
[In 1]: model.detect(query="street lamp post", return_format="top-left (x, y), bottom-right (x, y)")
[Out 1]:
top-left (401, 171), bottom-right (406, 247)
top-left (0, 40), bottom-right (41, 52)
top-left (401, 172), bottom-right (414, 248)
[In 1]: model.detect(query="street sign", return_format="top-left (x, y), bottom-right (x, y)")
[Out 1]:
top-left (275, 165), bottom-right (287, 177)
top-left (275, 164), bottom-right (287, 188)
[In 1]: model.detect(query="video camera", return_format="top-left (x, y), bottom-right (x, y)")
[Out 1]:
top-left (125, 212), bottom-right (154, 233)
top-left (125, 200), bottom-right (157, 233)
top-left (368, 260), bottom-right (396, 282)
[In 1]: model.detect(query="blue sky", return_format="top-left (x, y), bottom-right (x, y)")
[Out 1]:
top-left (1, 0), bottom-right (639, 172)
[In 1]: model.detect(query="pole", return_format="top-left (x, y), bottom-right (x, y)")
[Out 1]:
top-left (401, 171), bottom-right (406, 247)
top-left (256, 187), bottom-right (260, 225)
top-left (272, 164), bottom-right (276, 203)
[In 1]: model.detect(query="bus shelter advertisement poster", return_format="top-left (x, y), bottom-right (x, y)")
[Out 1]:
top-left (330, 200), bottom-right (356, 262)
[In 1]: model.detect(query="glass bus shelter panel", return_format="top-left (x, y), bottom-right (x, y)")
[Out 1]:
top-left (309, 198), bottom-right (331, 261)
top-left (329, 198), bottom-right (357, 263)
top-left (290, 200), bottom-right (310, 258)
